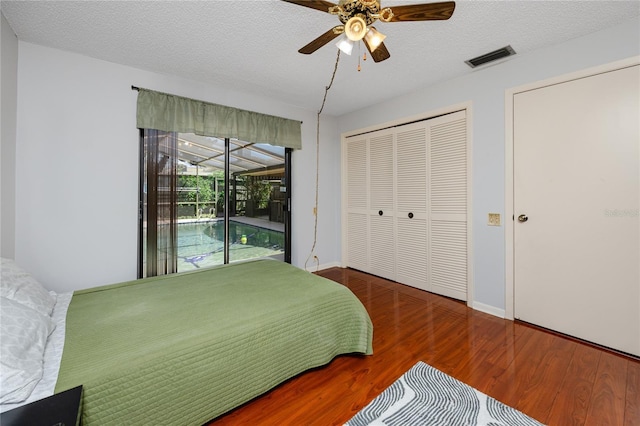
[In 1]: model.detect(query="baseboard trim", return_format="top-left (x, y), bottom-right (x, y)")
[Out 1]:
top-left (473, 302), bottom-right (506, 319)
top-left (305, 261), bottom-right (341, 272)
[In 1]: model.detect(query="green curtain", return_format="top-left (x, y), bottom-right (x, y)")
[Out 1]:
top-left (136, 89), bottom-right (302, 149)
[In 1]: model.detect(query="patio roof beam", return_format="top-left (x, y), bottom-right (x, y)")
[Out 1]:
top-left (234, 164), bottom-right (285, 177)
top-left (241, 144), bottom-right (284, 161)
top-left (177, 136), bottom-right (284, 172)
top-left (177, 149), bottom-right (247, 173)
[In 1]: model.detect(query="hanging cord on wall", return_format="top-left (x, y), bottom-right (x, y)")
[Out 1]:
top-left (304, 49), bottom-right (341, 272)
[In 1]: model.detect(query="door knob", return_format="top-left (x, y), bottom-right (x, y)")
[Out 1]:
top-left (518, 214), bottom-right (528, 223)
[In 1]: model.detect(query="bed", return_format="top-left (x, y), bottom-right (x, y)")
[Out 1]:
top-left (0, 258), bottom-right (373, 424)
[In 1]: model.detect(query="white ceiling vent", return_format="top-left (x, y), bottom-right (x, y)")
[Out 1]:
top-left (465, 45), bottom-right (516, 68)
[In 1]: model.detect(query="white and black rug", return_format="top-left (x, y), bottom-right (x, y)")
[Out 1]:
top-left (345, 362), bottom-right (544, 426)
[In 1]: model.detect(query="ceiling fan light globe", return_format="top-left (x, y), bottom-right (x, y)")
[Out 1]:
top-left (364, 27), bottom-right (386, 51)
top-left (336, 36), bottom-right (354, 55)
top-left (345, 16), bottom-right (368, 41)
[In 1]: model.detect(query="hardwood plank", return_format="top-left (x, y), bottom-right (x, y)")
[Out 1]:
top-left (547, 343), bottom-right (601, 426)
top-left (209, 268), bottom-right (638, 425)
top-left (473, 323), bottom-right (534, 407)
top-left (510, 331), bottom-right (576, 423)
top-left (585, 351), bottom-right (628, 425)
top-left (626, 360), bottom-right (640, 426)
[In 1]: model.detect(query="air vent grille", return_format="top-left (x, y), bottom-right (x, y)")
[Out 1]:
top-left (465, 45), bottom-right (516, 68)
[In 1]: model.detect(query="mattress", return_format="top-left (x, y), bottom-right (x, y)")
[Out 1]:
top-left (54, 259), bottom-right (373, 425)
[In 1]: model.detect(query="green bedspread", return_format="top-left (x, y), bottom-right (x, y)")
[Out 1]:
top-left (55, 259), bottom-right (373, 425)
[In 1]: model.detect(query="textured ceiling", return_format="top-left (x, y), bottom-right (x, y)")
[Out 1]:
top-left (2, 0), bottom-right (639, 116)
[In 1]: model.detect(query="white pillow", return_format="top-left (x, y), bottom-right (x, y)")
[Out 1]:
top-left (0, 297), bottom-right (56, 404)
top-left (1, 258), bottom-right (56, 317)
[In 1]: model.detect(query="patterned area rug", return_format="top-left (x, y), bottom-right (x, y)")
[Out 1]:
top-left (345, 362), bottom-right (544, 426)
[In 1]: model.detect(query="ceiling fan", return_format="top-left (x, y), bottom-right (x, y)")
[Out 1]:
top-left (282, 0), bottom-right (456, 63)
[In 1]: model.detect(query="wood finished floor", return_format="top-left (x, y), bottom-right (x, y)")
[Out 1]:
top-left (210, 267), bottom-right (640, 425)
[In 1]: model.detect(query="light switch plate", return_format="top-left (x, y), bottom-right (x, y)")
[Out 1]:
top-left (488, 213), bottom-right (501, 226)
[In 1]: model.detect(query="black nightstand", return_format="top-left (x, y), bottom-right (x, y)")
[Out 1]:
top-left (0, 385), bottom-right (83, 426)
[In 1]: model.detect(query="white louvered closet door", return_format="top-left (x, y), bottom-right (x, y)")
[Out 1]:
top-left (428, 110), bottom-right (468, 300)
top-left (345, 137), bottom-right (369, 272)
top-left (343, 109), bottom-right (468, 301)
top-left (395, 122), bottom-right (428, 289)
top-left (368, 130), bottom-right (396, 281)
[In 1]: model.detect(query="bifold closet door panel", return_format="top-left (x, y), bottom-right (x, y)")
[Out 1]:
top-left (345, 138), bottom-right (369, 272)
top-left (368, 131), bottom-right (396, 281)
top-left (428, 111), bottom-right (468, 301)
top-left (395, 123), bottom-right (428, 289)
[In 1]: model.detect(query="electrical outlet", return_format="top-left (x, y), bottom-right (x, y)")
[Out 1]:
top-left (488, 213), bottom-right (501, 226)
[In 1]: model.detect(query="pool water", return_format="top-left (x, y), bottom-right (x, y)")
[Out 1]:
top-left (177, 220), bottom-right (284, 271)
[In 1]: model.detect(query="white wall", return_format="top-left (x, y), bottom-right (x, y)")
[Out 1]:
top-left (14, 17), bottom-right (639, 308)
top-left (338, 16), bottom-right (640, 313)
top-left (15, 42), bottom-right (340, 292)
top-left (1, 10), bottom-right (18, 259)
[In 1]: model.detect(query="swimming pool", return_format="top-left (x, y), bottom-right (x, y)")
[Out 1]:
top-left (177, 220), bottom-right (284, 271)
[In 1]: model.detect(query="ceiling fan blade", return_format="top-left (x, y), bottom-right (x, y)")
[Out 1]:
top-left (388, 1), bottom-right (456, 22)
top-left (280, 0), bottom-right (337, 14)
top-left (362, 36), bottom-right (390, 63)
top-left (299, 27), bottom-right (342, 54)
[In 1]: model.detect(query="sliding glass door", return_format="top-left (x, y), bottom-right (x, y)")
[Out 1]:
top-left (139, 131), bottom-right (291, 278)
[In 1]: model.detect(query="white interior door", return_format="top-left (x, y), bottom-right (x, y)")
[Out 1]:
top-left (514, 65), bottom-right (640, 356)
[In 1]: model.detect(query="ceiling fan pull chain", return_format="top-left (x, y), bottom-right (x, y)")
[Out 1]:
top-left (305, 49), bottom-right (341, 272)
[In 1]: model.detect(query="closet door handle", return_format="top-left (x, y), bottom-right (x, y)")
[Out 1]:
top-left (378, 210), bottom-right (383, 216)
top-left (408, 212), bottom-right (414, 219)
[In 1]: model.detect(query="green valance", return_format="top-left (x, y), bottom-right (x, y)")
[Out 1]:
top-left (136, 89), bottom-right (302, 149)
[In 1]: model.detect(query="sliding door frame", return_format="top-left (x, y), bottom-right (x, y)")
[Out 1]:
top-left (224, 138), bottom-right (230, 264)
top-left (284, 148), bottom-right (292, 264)
top-left (137, 129), bottom-right (144, 278)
